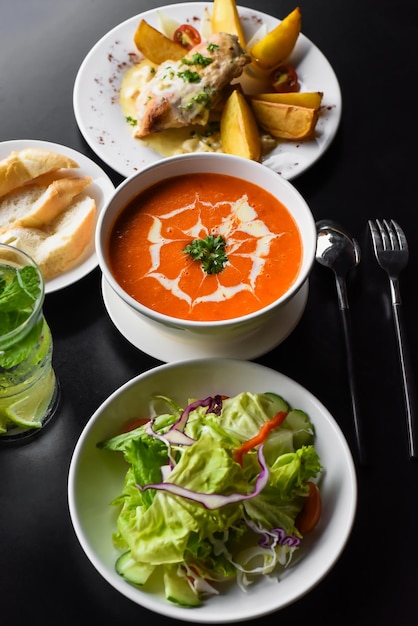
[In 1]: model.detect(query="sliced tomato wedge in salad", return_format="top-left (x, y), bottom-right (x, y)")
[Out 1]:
top-left (121, 417), bottom-right (150, 432)
top-left (295, 481), bottom-right (321, 533)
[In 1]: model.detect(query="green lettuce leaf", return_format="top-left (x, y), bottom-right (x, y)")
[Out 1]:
top-left (243, 445), bottom-right (322, 533)
top-left (117, 433), bottom-right (246, 565)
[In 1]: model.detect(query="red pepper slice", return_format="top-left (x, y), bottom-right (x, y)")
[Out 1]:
top-left (270, 64), bottom-right (299, 93)
top-left (173, 24), bottom-right (201, 50)
top-left (233, 411), bottom-right (288, 465)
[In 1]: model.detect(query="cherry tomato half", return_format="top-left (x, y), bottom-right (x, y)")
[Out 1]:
top-left (121, 417), bottom-right (150, 433)
top-left (270, 64), bottom-right (299, 93)
top-left (295, 481), bottom-right (321, 534)
top-left (173, 24), bottom-right (201, 50)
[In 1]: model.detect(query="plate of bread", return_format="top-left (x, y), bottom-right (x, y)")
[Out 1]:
top-left (0, 139), bottom-right (115, 293)
top-left (73, 3), bottom-right (341, 180)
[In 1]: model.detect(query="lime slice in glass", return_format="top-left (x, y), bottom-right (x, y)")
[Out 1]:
top-left (0, 413), bottom-right (9, 434)
top-left (4, 395), bottom-right (43, 429)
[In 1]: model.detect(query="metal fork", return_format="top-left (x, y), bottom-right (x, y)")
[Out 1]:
top-left (368, 219), bottom-right (418, 459)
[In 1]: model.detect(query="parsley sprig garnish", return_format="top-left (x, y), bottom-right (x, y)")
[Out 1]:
top-left (183, 235), bottom-right (228, 275)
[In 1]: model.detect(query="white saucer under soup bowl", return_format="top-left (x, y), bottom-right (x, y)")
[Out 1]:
top-left (96, 153), bottom-right (316, 342)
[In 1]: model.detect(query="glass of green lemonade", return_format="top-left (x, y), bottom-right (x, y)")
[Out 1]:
top-left (0, 244), bottom-right (59, 442)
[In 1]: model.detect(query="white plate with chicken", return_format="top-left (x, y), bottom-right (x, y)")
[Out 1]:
top-left (73, 2), bottom-right (342, 180)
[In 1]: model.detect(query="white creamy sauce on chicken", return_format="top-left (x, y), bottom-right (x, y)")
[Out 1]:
top-left (120, 60), bottom-right (223, 156)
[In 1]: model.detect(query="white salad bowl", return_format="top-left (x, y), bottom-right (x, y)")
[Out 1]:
top-left (95, 152), bottom-right (317, 342)
top-left (68, 358), bottom-right (357, 623)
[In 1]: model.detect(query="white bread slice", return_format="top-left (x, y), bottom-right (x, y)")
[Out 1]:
top-left (0, 195), bottom-right (96, 280)
top-left (0, 175), bottom-right (92, 231)
top-left (0, 148), bottom-right (79, 198)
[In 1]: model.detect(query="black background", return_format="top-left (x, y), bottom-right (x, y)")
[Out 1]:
top-left (1, 1), bottom-right (418, 624)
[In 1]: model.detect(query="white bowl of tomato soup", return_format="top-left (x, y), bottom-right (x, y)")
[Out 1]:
top-left (96, 153), bottom-right (316, 339)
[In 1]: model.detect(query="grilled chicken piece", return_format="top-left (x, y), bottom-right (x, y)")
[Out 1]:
top-left (134, 32), bottom-right (250, 138)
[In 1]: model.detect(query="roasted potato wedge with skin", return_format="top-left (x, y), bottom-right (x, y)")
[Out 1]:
top-left (134, 19), bottom-right (186, 64)
top-left (251, 91), bottom-right (323, 110)
top-left (251, 99), bottom-right (318, 140)
top-left (250, 7), bottom-right (301, 71)
top-left (211, 0), bottom-right (246, 47)
top-left (221, 90), bottom-right (261, 161)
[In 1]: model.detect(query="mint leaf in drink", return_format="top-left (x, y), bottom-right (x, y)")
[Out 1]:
top-left (0, 317), bottom-right (44, 369)
top-left (0, 266), bottom-right (40, 313)
top-left (0, 265), bottom-right (41, 340)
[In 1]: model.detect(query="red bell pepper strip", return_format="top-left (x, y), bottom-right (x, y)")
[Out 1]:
top-left (233, 411), bottom-right (288, 465)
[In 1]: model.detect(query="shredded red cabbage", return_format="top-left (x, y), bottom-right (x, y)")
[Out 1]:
top-left (144, 395), bottom-right (223, 450)
top-left (145, 421), bottom-right (196, 446)
top-left (173, 395), bottom-right (223, 432)
top-left (244, 518), bottom-right (301, 548)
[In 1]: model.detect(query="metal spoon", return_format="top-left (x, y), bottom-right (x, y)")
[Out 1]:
top-left (315, 220), bottom-right (367, 465)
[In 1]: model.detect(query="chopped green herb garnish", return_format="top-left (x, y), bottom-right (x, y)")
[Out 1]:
top-left (181, 53), bottom-right (214, 67)
top-left (207, 42), bottom-right (220, 52)
top-left (189, 121), bottom-right (220, 139)
top-left (126, 116), bottom-right (137, 127)
top-left (177, 69), bottom-right (201, 83)
top-left (190, 53), bottom-right (213, 67)
top-left (183, 235), bottom-right (228, 274)
top-left (193, 92), bottom-right (210, 104)
top-left (179, 101), bottom-right (194, 110)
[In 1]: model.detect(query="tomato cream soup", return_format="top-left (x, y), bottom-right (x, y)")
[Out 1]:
top-left (108, 173), bottom-right (302, 322)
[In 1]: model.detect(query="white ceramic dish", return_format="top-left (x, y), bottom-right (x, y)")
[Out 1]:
top-left (68, 358), bottom-right (357, 623)
top-left (0, 139), bottom-right (115, 293)
top-left (96, 152), bottom-right (317, 342)
top-left (73, 2), bottom-right (342, 180)
top-left (102, 276), bottom-right (309, 361)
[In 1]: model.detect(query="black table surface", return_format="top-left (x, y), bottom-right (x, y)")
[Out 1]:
top-left (1, 1), bottom-right (418, 624)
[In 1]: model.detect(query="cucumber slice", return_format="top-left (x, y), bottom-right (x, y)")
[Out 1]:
top-left (163, 565), bottom-right (201, 607)
top-left (284, 409), bottom-right (315, 448)
top-left (263, 392), bottom-right (290, 415)
top-left (115, 551), bottom-right (155, 586)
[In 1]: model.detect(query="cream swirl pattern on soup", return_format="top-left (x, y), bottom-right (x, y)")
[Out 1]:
top-left (108, 173), bottom-right (302, 322)
top-left (146, 194), bottom-right (284, 307)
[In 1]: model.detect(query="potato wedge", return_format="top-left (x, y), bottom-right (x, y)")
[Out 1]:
top-left (251, 91), bottom-right (323, 110)
top-left (221, 90), bottom-right (261, 161)
top-left (211, 0), bottom-right (246, 47)
top-left (251, 99), bottom-right (318, 140)
top-left (250, 7), bottom-right (301, 71)
top-left (134, 19), bottom-right (186, 64)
